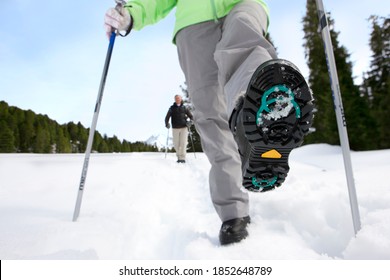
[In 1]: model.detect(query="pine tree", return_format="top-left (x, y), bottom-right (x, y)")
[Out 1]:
top-left (121, 140), bottom-right (132, 152)
top-left (107, 135), bottom-right (122, 152)
top-left (93, 131), bottom-right (104, 152)
top-left (0, 120), bottom-right (15, 152)
top-left (98, 140), bottom-right (109, 153)
top-left (56, 126), bottom-right (72, 153)
top-left (9, 106), bottom-right (24, 151)
top-left (19, 110), bottom-right (35, 152)
top-left (77, 122), bottom-right (88, 152)
top-left (303, 0), bottom-right (377, 150)
top-left (67, 122), bottom-right (80, 152)
top-left (0, 102), bottom-right (15, 152)
top-left (34, 116), bottom-right (53, 153)
top-left (361, 15), bottom-right (390, 149)
top-left (33, 124), bottom-right (51, 153)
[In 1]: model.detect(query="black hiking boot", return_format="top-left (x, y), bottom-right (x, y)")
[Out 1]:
top-left (229, 59), bottom-right (314, 192)
top-left (219, 216), bottom-right (251, 245)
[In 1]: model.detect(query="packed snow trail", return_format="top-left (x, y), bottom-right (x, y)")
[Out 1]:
top-left (0, 144), bottom-right (389, 259)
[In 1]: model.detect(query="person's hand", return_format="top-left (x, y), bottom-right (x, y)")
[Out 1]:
top-left (104, 6), bottom-right (131, 39)
top-left (186, 120), bottom-right (193, 128)
top-left (166, 123), bottom-right (171, 129)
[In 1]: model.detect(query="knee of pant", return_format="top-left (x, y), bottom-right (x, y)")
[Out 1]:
top-left (193, 113), bottom-right (229, 135)
top-left (228, 2), bottom-right (268, 33)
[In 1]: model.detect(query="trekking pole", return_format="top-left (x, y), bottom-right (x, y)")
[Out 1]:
top-left (188, 126), bottom-right (196, 159)
top-left (165, 127), bottom-right (170, 159)
top-left (315, 0), bottom-right (361, 235)
top-left (73, 0), bottom-right (126, 222)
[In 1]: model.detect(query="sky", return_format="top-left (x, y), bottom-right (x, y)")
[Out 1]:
top-left (0, 0), bottom-right (388, 142)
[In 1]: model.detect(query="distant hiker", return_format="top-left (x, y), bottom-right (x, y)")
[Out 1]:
top-left (165, 95), bottom-right (194, 163)
top-left (105, 0), bottom-right (314, 245)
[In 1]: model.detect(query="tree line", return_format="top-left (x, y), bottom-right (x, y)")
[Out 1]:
top-left (0, 101), bottom-right (158, 153)
top-left (302, 2), bottom-right (389, 150)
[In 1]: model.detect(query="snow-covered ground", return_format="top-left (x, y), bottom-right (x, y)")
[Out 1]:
top-left (0, 144), bottom-right (389, 260)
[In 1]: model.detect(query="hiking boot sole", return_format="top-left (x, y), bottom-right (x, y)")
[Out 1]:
top-left (241, 59), bottom-right (314, 192)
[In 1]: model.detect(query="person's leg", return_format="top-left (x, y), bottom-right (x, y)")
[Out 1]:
top-left (214, 0), bottom-right (277, 116)
top-left (176, 21), bottom-right (249, 222)
top-left (216, 1), bottom-right (314, 192)
top-left (172, 128), bottom-right (180, 161)
top-left (178, 127), bottom-right (188, 161)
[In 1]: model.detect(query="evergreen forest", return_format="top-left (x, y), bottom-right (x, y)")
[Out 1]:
top-left (0, 101), bottom-right (158, 153)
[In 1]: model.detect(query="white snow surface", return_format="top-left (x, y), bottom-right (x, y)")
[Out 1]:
top-left (0, 144), bottom-right (389, 260)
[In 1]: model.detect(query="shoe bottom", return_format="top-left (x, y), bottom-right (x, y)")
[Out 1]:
top-left (240, 59), bottom-right (314, 192)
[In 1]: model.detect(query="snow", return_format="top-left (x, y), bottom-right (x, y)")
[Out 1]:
top-left (0, 144), bottom-right (390, 260)
top-left (145, 133), bottom-right (173, 150)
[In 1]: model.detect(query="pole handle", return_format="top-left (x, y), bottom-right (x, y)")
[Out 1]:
top-left (115, 0), bottom-right (126, 10)
top-left (114, 0), bottom-right (126, 36)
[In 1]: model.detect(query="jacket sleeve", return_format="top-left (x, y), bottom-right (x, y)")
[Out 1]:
top-left (165, 109), bottom-right (172, 126)
top-left (125, 0), bottom-right (177, 31)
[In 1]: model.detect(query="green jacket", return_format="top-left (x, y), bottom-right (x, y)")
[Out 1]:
top-left (125, 0), bottom-right (269, 40)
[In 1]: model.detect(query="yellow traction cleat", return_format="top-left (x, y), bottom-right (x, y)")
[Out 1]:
top-left (261, 149), bottom-right (282, 159)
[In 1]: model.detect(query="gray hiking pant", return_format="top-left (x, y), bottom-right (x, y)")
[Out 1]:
top-left (176, 0), bottom-right (277, 222)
